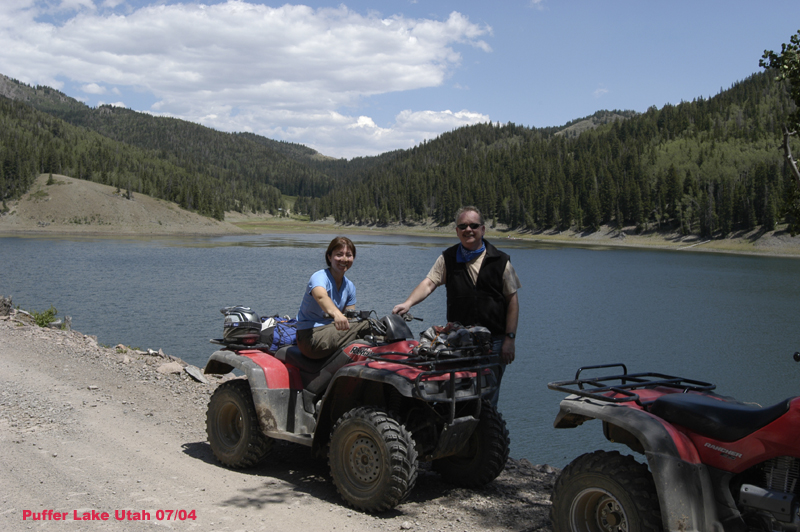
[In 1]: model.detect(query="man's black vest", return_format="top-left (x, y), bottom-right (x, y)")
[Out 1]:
top-left (443, 240), bottom-right (509, 335)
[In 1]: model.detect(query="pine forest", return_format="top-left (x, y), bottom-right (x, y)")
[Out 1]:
top-left (1, 69), bottom-right (798, 238)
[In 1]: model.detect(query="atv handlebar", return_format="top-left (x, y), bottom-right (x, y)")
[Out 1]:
top-left (344, 309), bottom-right (373, 320)
top-left (342, 309), bottom-right (422, 322)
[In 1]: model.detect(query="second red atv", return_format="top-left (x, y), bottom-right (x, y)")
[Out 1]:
top-left (203, 311), bottom-right (510, 512)
top-left (548, 362), bottom-right (800, 532)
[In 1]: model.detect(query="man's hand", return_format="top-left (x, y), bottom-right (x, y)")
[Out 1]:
top-left (393, 278), bottom-right (437, 316)
top-left (392, 303), bottom-right (411, 315)
top-left (501, 336), bottom-right (516, 364)
top-left (501, 292), bottom-right (518, 364)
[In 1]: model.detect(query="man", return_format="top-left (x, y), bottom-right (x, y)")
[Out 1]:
top-left (392, 206), bottom-right (521, 407)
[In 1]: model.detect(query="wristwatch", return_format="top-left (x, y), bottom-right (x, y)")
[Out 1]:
top-left (506, 332), bottom-right (516, 339)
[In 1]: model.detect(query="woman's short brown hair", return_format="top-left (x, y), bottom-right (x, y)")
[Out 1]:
top-left (325, 236), bottom-right (356, 266)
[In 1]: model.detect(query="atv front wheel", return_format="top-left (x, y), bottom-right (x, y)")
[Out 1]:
top-left (206, 379), bottom-right (272, 468)
top-left (329, 407), bottom-right (418, 512)
top-left (551, 450), bottom-right (662, 532)
top-left (433, 400), bottom-right (510, 487)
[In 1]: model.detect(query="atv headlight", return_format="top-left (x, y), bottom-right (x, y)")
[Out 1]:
top-left (420, 380), bottom-right (442, 394)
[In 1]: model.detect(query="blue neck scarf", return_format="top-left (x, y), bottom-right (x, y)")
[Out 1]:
top-left (456, 241), bottom-right (486, 263)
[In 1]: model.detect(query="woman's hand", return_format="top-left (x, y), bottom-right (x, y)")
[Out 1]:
top-left (333, 310), bottom-right (350, 331)
top-left (311, 286), bottom-right (350, 330)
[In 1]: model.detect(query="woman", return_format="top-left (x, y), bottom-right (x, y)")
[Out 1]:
top-left (295, 236), bottom-right (371, 359)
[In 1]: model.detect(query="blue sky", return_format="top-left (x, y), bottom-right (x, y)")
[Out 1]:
top-left (1, 1), bottom-right (798, 159)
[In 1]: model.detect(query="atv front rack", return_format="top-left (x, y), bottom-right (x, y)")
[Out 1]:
top-left (362, 349), bottom-right (501, 421)
top-left (361, 346), bottom-right (495, 368)
top-left (548, 363), bottom-right (715, 406)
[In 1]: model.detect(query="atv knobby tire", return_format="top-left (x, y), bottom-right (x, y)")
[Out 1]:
top-left (432, 400), bottom-right (510, 487)
top-left (329, 406), bottom-right (418, 513)
top-left (206, 379), bottom-right (272, 468)
top-left (551, 450), bottom-right (662, 532)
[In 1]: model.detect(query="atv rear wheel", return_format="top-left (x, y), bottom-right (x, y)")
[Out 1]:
top-left (206, 379), bottom-right (272, 468)
top-left (551, 450), bottom-right (662, 532)
top-left (432, 400), bottom-right (510, 487)
top-left (329, 407), bottom-right (418, 513)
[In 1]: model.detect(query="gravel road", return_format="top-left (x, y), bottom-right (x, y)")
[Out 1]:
top-left (0, 316), bottom-right (557, 532)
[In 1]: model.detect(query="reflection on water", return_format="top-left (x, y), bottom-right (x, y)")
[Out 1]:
top-left (4, 233), bottom-right (800, 468)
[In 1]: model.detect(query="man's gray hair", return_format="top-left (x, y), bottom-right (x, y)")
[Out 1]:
top-left (455, 206), bottom-right (485, 226)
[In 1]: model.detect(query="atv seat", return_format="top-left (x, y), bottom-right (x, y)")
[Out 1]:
top-left (274, 345), bottom-right (330, 373)
top-left (650, 393), bottom-right (791, 442)
top-left (274, 345), bottom-right (354, 397)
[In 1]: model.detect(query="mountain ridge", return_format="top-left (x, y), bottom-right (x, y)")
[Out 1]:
top-left (2, 70), bottom-right (798, 240)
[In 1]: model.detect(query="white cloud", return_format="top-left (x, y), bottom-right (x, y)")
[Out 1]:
top-left (81, 82), bottom-right (106, 94)
top-left (303, 108), bottom-right (488, 159)
top-left (60, 0), bottom-right (96, 11)
top-left (348, 116), bottom-right (379, 130)
top-left (0, 1), bottom-right (492, 158)
top-left (100, 0), bottom-right (126, 9)
top-left (395, 109), bottom-right (488, 132)
top-left (593, 86), bottom-right (609, 98)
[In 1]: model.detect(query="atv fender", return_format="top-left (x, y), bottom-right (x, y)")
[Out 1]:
top-left (311, 361), bottom-right (484, 456)
top-left (204, 350), bottom-right (313, 445)
top-left (554, 396), bottom-right (723, 532)
top-left (311, 363), bottom-right (413, 454)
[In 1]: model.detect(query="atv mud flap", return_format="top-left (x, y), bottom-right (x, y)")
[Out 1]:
top-left (204, 350), bottom-right (315, 446)
top-left (554, 396), bottom-right (723, 532)
top-left (647, 452), bottom-right (721, 532)
top-left (427, 416), bottom-right (480, 461)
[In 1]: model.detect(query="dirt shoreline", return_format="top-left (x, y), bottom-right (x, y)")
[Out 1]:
top-left (226, 213), bottom-right (800, 259)
top-left (0, 315), bottom-right (557, 532)
top-left (4, 173), bottom-right (800, 258)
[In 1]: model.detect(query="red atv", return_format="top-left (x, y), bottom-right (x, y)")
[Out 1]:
top-left (548, 361), bottom-right (800, 532)
top-left (203, 311), bottom-right (510, 512)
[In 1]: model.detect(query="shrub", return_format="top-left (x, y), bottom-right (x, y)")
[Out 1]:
top-left (30, 305), bottom-right (58, 327)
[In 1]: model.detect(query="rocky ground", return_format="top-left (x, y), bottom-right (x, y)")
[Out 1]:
top-left (0, 310), bottom-right (558, 532)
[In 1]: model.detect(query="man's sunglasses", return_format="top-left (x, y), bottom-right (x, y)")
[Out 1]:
top-left (457, 223), bottom-right (483, 230)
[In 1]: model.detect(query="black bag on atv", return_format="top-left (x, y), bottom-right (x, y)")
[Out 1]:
top-left (221, 306), bottom-right (261, 345)
top-left (415, 322), bottom-right (492, 358)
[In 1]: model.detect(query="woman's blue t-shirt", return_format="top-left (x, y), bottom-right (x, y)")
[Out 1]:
top-left (295, 268), bottom-right (357, 330)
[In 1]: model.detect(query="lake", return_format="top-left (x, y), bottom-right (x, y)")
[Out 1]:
top-left (3, 232), bottom-right (800, 468)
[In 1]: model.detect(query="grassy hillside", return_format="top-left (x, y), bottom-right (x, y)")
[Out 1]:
top-left (0, 173), bottom-right (245, 235)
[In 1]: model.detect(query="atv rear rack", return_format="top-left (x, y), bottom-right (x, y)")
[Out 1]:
top-left (548, 363), bottom-right (715, 406)
top-left (210, 338), bottom-right (273, 351)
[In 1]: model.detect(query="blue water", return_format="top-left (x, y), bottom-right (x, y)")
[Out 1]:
top-left (4, 233), bottom-right (800, 468)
